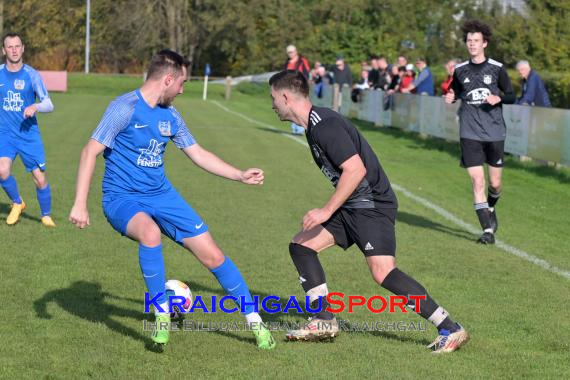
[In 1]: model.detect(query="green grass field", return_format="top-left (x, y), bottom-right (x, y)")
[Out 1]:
top-left (1, 74), bottom-right (569, 379)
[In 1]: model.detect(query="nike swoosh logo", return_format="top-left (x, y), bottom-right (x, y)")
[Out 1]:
top-left (195, 222), bottom-right (204, 229)
top-left (143, 273), bottom-right (158, 278)
top-left (228, 283), bottom-right (241, 291)
top-left (134, 124), bottom-right (147, 129)
top-left (38, 163), bottom-right (46, 167)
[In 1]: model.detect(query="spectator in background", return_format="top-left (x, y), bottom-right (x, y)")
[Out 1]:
top-left (398, 55), bottom-right (408, 68)
top-left (284, 44), bottom-right (310, 134)
top-left (351, 70), bottom-right (370, 103)
top-left (376, 56), bottom-right (391, 90)
top-left (399, 63), bottom-right (415, 93)
top-left (441, 59), bottom-right (457, 95)
top-left (368, 56), bottom-right (380, 88)
top-left (314, 65), bottom-right (334, 99)
top-left (516, 60), bottom-right (551, 107)
top-left (384, 65), bottom-right (404, 110)
top-left (402, 57), bottom-right (434, 96)
top-left (284, 45), bottom-right (310, 78)
top-left (387, 65), bottom-right (402, 93)
top-left (332, 55), bottom-right (353, 89)
top-left (309, 61), bottom-right (322, 83)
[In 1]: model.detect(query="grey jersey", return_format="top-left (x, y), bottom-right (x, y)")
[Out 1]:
top-left (451, 58), bottom-right (515, 142)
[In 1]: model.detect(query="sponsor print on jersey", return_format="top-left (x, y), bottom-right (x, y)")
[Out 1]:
top-left (158, 121), bottom-right (172, 136)
top-left (3, 90), bottom-right (24, 112)
top-left (466, 88), bottom-right (491, 105)
top-left (137, 139), bottom-right (164, 167)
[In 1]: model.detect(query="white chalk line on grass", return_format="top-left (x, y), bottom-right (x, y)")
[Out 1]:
top-left (211, 100), bottom-right (570, 280)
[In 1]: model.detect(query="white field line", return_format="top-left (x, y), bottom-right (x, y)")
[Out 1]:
top-left (211, 100), bottom-right (570, 280)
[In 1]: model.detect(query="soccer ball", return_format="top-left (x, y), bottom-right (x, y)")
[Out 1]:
top-left (165, 279), bottom-right (193, 318)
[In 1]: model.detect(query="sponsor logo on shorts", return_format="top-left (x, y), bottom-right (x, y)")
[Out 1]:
top-left (195, 222), bottom-right (204, 229)
top-left (496, 158), bottom-right (502, 165)
top-left (364, 242), bottom-right (374, 251)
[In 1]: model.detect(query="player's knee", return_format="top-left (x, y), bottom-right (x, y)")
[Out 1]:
top-left (203, 251), bottom-right (225, 269)
top-left (139, 223), bottom-right (161, 247)
top-left (370, 264), bottom-right (395, 284)
top-left (0, 165), bottom-right (10, 180)
top-left (489, 179), bottom-right (501, 192)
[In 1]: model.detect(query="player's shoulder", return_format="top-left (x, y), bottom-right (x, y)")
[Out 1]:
top-left (487, 58), bottom-right (504, 68)
top-left (22, 64), bottom-right (42, 79)
top-left (167, 105), bottom-right (186, 126)
top-left (110, 90), bottom-right (139, 110)
top-left (311, 106), bottom-right (341, 126)
top-left (454, 60), bottom-right (470, 71)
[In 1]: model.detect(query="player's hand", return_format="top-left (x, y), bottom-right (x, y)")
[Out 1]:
top-left (444, 89), bottom-right (455, 104)
top-left (302, 208), bottom-right (332, 231)
top-left (23, 104), bottom-right (38, 119)
top-left (69, 204), bottom-right (90, 229)
top-left (240, 168), bottom-right (264, 185)
top-left (485, 94), bottom-right (501, 105)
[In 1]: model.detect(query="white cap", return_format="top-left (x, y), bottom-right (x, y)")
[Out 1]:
top-left (405, 63), bottom-right (414, 71)
top-left (286, 45), bottom-right (296, 53)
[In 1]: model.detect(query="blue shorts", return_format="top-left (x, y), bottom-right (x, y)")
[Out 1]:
top-left (102, 188), bottom-right (208, 245)
top-left (0, 133), bottom-right (46, 172)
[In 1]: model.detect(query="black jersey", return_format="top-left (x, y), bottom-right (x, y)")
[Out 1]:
top-left (451, 58), bottom-right (515, 142)
top-left (306, 106), bottom-right (397, 209)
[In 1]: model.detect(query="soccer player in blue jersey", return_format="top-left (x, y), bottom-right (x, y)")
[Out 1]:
top-left (68, 50), bottom-right (275, 350)
top-left (0, 33), bottom-right (55, 226)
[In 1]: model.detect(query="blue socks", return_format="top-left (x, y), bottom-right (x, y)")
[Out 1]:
top-left (0, 175), bottom-right (22, 204)
top-left (211, 256), bottom-right (255, 315)
top-left (36, 184), bottom-right (52, 216)
top-left (139, 244), bottom-right (167, 307)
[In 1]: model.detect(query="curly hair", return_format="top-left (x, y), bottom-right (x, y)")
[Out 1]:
top-left (461, 20), bottom-right (492, 43)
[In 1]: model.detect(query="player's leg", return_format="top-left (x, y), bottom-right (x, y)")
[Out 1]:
top-left (358, 208), bottom-right (468, 353)
top-left (486, 141), bottom-right (505, 233)
top-left (286, 217), bottom-right (344, 341)
top-left (31, 168), bottom-right (55, 227)
top-left (461, 138), bottom-right (494, 243)
top-left (156, 189), bottom-right (274, 349)
top-left (103, 197), bottom-right (170, 345)
top-left (20, 138), bottom-right (54, 226)
top-left (0, 153), bottom-right (26, 225)
top-left (125, 211), bottom-right (171, 345)
top-left (182, 233), bottom-right (275, 349)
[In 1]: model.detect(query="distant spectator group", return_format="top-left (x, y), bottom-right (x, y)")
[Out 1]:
top-left (281, 44), bottom-right (552, 109)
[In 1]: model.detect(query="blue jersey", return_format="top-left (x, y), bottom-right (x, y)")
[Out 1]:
top-left (92, 90), bottom-right (196, 197)
top-left (0, 64), bottom-right (49, 138)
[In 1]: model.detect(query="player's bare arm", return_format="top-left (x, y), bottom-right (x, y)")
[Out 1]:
top-left (302, 154), bottom-right (366, 231)
top-left (69, 139), bottom-right (106, 228)
top-left (182, 143), bottom-right (264, 185)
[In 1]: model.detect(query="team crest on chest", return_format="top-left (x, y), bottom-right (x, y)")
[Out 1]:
top-left (14, 79), bottom-right (25, 90)
top-left (483, 75), bottom-right (492, 85)
top-left (158, 121), bottom-right (172, 136)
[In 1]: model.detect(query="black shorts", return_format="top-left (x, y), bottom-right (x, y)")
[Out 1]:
top-left (322, 207), bottom-right (397, 257)
top-left (460, 138), bottom-right (504, 168)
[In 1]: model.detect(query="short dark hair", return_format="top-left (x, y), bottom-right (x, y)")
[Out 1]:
top-left (147, 49), bottom-right (190, 80)
top-left (269, 70), bottom-right (309, 98)
top-left (462, 20), bottom-right (492, 43)
top-left (3, 33), bottom-right (23, 47)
